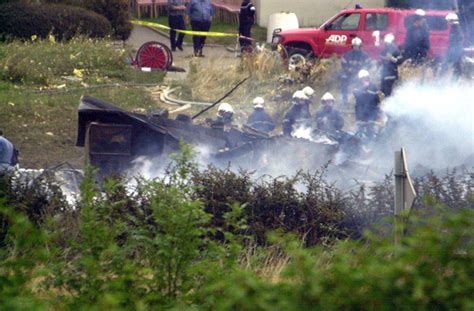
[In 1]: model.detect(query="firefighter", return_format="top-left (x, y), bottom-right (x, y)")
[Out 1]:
top-left (207, 102), bottom-right (235, 130)
top-left (315, 92), bottom-right (344, 134)
top-left (246, 97), bottom-right (275, 134)
top-left (403, 9), bottom-right (430, 65)
top-left (0, 129), bottom-right (16, 171)
top-left (380, 33), bottom-right (402, 97)
top-left (353, 70), bottom-right (381, 139)
top-left (239, 0), bottom-right (256, 52)
top-left (282, 90), bottom-right (311, 135)
top-left (340, 37), bottom-right (370, 105)
top-left (443, 13), bottom-right (464, 77)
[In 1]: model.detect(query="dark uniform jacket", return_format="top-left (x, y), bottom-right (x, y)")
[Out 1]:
top-left (246, 109), bottom-right (275, 133)
top-left (381, 44), bottom-right (402, 79)
top-left (207, 115), bottom-right (233, 129)
top-left (341, 50), bottom-right (370, 78)
top-left (404, 24), bottom-right (430, 62)
top-left (446, 24), bottom-right (464, 62)
top-left (282, 103), bottom-right (312, 135)
top-left (239, 1), bottom-right (255, 26)
top-left (315, 107), bottom-right (345, 133)
top-left (354, 83), bottom-right (381, 122)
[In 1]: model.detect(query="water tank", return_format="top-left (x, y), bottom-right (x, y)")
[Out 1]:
top-left (266, 12), bottom-right (299, 43)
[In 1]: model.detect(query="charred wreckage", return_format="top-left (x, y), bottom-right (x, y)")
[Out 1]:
top-left (75, 95), bottom-right (368, 177)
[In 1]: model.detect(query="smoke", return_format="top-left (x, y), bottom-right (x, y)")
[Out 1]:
top-left (127, 78), bottom-right (473, 189)
top-left (369, 79), bottom-right (474, 175)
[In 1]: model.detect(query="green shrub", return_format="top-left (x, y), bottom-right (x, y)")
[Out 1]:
top-left (191, 167), bottom-right (372, 246)
top-left (198, 207), bottom-right (474, 310)
top-left (45, 0), bottom-right (132, 40)
top-left (84, 0), bottom-right (132, 40)
top-left (0, 2), bottom-right (111, 41)
top-left (0, 145), bottom-right (473, 309)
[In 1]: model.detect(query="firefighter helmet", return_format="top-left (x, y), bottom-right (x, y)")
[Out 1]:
top-left (253, 97), bottom-right (265, 108)
top-left (218, 102), bottom-right (234, 114)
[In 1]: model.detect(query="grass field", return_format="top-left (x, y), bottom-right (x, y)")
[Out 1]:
top-left (0, 37), bottom-right (165, 168)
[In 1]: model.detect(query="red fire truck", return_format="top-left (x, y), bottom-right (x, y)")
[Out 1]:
top-left (272, 7), bottom-right (471, 62)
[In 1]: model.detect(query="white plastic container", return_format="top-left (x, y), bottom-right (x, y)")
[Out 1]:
top-left (266, 12), bottom-right (299, 43)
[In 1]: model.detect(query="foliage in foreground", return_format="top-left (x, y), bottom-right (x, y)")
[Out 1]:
top-left (0, 147), bottom-right (473, 309)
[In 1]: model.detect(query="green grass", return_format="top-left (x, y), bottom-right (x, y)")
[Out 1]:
top-left (142, 16), bottom-right (267, 46)
top-left (0, 37), bottom-right (165, 168)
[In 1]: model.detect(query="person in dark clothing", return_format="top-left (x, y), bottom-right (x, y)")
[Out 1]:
top-left (353, 70), bottom-right (381, 139)
top-left (239, 0), bottom-right (256, 52)
top-left (443, 13), bottom-right (464, 77)
top-left (207, 102), bottom-right (235, 131)
top-left (315, 92), bottom-right (344, 134)
top-left (380, 33), bottom-right (402, 97)
top-left (403, 10), bottom-right (430, 65)
top-left (340, 37), bottom-right (370, 105)
top-left (0, 129), bottom-right (16, 171)
top-left (282, 90), bottom-right (311, 135)
top-left (188, 0), bottom-right (214, 57)
top-left (246, 97), bottom-right (275, 134)
top-left (167, 0), bottom-right (187, 52)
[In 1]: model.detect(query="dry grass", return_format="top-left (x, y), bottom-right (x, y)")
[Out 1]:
top-left (174, 49), bottom-right (344, 128)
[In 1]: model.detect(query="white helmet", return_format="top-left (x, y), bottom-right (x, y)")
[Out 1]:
top-left (321, 92), bottom-right (335, 102)
top-left (218, 102), bottom-right (234, 114)
top-left (293, 90), bottom-right (308, 100)
top-left (352, 37), bottom-right (363, 47)
top-left (384, 33), bottom-right (395, 44)
top-left (358, 69), bottom-right (370, 79)
top-left (302, 86), bottom-right (315, 97)
top-left (445, 13), bottom-right (459, 24)
top-left (415, 9), bottom-right (426, 17)
top-left (253, 96), bottom-right (265, 108)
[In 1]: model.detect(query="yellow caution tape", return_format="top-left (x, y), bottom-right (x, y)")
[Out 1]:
top-left (131, 19), bottom-right (250, 38)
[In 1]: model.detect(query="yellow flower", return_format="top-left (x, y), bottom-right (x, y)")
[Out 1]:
top-left (73, 68), bottom-right (84, 78)
top-left (31, 35), bottom-right (37, 41)
top-left (48, 34), bottom-right (56, 44)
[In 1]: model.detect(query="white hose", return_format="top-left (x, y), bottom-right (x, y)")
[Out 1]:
top-left (160, 87), bottom-right (213, 107)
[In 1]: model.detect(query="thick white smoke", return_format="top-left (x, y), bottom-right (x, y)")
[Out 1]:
top-left (128, 79), bottom-right (473, 186)
top-left (372, 79), bottom-right (474, 175)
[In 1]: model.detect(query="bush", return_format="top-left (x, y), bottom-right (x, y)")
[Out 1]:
top-left (84, 0), bottom-right (132, 40)
top-left (191, 167), bottom-right (350, 246)
top-left (0, 2), bottom-right (111, 41)
top-left (0, 146), bottom-right (473, 309)
top-left (198, 207), bottom-right (474, 310)
top-left (45, 0), bottom-right (132, 40)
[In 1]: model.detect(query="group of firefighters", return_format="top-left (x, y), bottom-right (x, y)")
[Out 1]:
top-left (207, 79), bottom-right (375, 143)
top-left (204, 9), bottom-right (465, 144)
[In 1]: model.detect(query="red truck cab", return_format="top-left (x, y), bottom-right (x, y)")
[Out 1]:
top-left (273, 8), bottom-right (461, 60)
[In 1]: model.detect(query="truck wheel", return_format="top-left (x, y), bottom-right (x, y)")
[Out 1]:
top-left (288, 49), bottom-right (311, 71)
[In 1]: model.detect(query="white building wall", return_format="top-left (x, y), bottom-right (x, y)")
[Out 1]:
top-left (255, 0), bottom-right (386, 27)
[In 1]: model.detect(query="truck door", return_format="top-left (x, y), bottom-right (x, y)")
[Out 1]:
top-left (321, 12), bottom-right (362, 57)
top-left (358, 12), bottom-right (390, 59)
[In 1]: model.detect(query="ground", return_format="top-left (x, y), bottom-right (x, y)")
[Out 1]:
top-left (0, 25), bottom-right (258, 169)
